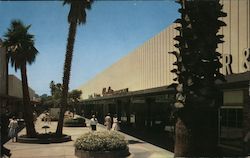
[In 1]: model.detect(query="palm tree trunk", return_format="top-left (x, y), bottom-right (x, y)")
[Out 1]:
top-left (174, 107), bottom-right (218, 157)
top-left (174, 109), bottom-right (192, 156)
top-left (20, 65), bottom-right (37, 137)
top-left (56, 22), bottom-right (77, 136)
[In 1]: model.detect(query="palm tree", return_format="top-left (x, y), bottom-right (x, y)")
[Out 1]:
top-left (170, 0), bottom-right (226, 156)
top-left (3, 20), bottom-right (38, 137)
top-left (56, 0), bottom-right (93, 136)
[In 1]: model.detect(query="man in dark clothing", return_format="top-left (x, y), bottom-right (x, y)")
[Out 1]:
top-left (1, 112), bottom-right (11, 157)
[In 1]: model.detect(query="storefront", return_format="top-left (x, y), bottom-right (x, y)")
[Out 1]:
top-left (218, 72), bottom-right (250, 153)
top-left (78, 0), bottom-right (249, 154)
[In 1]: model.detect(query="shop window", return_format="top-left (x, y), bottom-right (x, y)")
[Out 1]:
top-left (220, 108), bottom-right (243, 128)
top-left (219, 90), bottom-right (244, 148)
top-left (130, 114), bottom-right (136, 123)
top-left (121, 111), bottom-right (127, 122)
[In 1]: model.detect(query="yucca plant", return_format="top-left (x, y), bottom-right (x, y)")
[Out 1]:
top-left (169, 0), bottom-right (226, 156)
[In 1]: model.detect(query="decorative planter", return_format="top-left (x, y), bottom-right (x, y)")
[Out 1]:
top-left (75, 147), bottom-right (130, 158)
top-left (17, 134), bottom-right (71, 144)
top-left (64, 117), bottom-right (86, 127)
top-left (63, 123), bottom-right (86, 127)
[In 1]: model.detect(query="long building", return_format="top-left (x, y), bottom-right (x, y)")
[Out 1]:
top-left (78, 0), bottom-right (250, 154)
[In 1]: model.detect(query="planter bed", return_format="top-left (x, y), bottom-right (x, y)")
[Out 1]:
top-left (18, 133), bottom-right (71, 144)
top-left (74, 131), bottom-right (129, 158)
top-left (63, 123), bottom-right (86, 127)
top-left (64, 117), bottom-right (86, 127)
top-left (75, 147), bottom-right (130, 158)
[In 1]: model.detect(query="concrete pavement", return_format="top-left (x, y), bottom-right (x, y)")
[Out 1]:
top-left (4, 115), bottom-right (174, 158)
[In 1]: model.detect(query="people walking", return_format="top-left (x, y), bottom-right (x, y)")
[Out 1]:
top-left (90, 115), bottom-right (98, 131)
top-left (112, 114), bottom-right (120, 131)
top-left (8, 116), bottom-right (18, 142)
top-left (104, 113), bottom-right (112, 130)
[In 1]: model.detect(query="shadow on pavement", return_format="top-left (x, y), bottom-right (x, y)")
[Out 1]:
top-left (127, 140), bottom-right (145, 144)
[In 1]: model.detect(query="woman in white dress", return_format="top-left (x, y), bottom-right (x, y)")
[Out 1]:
top-left (90, 115), bottom-right (98, 131)
top-left (104, 113), bottom-right (112, 130)
top-left (8, 116), bottom-right (18, 142)
top-left (112, 114), bottom-right (120, 131)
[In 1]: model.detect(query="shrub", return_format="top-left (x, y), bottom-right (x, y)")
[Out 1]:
top-left (64, 117), bottom-right (86, 127)
top-left (75, 131), bottom-right (128, 151)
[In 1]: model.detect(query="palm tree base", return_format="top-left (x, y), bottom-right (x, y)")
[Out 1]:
top-left (174, 107), bottom-right (218, 157)
top-left (17, 133), bottom-right (71, 144)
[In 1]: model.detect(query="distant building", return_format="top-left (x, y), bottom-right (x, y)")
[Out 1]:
top-left (78, 0), bottom-right (250, 155)
top-left (8, 74), bottom-right (36, 99)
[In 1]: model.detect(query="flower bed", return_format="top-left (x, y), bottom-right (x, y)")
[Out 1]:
top-left (64, 117), bottom-right (86, 127)
top-left (75, 131), bottom-right (129, 158)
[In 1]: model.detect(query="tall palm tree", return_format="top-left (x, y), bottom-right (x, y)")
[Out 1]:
top-left (56, 0), bottom-right (93, 136)
top-left (170, 0), bottom-right (226, 156)
top-left (3, 20), bottom-right (38, 137)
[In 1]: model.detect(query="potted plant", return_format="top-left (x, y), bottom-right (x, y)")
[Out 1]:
top-left (64, 116), bottom-right (86, 127)
top-left (74, 131), bottom-right (130, 158)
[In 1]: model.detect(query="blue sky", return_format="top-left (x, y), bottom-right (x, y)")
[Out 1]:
top-left (0, 1), bottom-right (179, 95)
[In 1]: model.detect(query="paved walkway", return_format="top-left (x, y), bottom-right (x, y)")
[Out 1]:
top-left (4, 115), bottom-right (174, 158)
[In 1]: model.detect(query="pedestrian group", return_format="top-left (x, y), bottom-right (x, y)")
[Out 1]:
top-left (90, 113), bottom-right (120, 131)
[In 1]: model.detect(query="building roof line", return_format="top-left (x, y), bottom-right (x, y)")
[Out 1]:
top-left (82, 71), bottom-right (250, 103)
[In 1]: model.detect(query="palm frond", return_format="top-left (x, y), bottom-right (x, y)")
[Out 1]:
top-left (63, 0), bottom-right (93, 24)
top-left (2, 20), bottom-right (39, 70)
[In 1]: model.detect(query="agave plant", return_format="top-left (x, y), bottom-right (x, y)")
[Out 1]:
top-left (169, 0), bottom-right (227, 156)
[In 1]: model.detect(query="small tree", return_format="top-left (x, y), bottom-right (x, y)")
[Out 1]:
top-left (50, 81), bottom-right (56, 96)
top-left (45, 81), bottom-right (62, 108)
top-left (68, 89), bottom-right (82, 117)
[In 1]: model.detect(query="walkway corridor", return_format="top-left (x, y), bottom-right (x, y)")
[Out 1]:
top-left (4, 115), bottom-right (173, 158)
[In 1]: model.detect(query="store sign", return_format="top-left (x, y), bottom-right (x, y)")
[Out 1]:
top-left (102, 87), bottom-right (129, 96)
top-left (130, 97), bottom-right (145, 103)
top-left (242, 48), bottom-right (250, 70)
top-left (155, 95), bottom-right (168, 103)
top-left (88, 93), bottom-right (101, 99)
top-left (223, 90), bottom-right (244, 104)
top-left (222, 48), bottom-right (250, 75)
